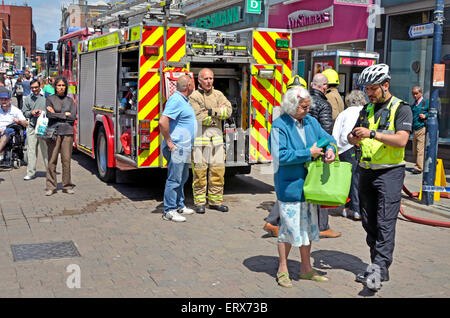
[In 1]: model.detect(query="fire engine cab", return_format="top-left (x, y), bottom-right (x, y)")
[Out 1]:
top-left (57, 0), bottom-right (292, 182)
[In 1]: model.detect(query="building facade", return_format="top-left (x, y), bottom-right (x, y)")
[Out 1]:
top-left (268, 0), bottom-right (372, 86)
top-left (182, 0), bottom-right (266, 30)
top-left (376, 0), bottom-right (450, 142)
top-left (0, 4), bottom-right (36, 65)
top-left (60, 0), bottom-right (109, 36)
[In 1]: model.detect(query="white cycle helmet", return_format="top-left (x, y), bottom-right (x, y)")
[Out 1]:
top-left (357, 64), bottom-right (391, 86)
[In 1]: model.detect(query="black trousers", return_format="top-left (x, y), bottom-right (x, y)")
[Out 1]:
top-left (340, 147), bottom-right (360, 213)
top-left (358, 165), bottom-right (405, 280)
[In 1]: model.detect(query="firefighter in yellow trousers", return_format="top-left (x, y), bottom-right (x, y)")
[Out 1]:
top-left (189, 68), bottom-right (232, 214)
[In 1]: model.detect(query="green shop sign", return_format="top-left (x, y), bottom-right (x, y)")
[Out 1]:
top-left (193, 6), bottom-right (241, 29)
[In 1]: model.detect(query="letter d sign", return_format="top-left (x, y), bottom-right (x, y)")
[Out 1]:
top-left (247, 0), bottom-right (261, 14)
top-left (66, 264), bottom-right (81, 289)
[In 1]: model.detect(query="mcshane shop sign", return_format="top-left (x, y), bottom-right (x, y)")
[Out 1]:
top-left (193, 6), bottom-right (241, 29)
top-left (287, 6), bottom-right (334, 32)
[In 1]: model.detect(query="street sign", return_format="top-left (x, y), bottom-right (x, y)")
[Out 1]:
top-left (408, 22), bottom-right (434, 39)
top-left (246, 0), bottom-right (261, 14)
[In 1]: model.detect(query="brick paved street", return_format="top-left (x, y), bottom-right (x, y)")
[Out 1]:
top-left (0, 148), bottom-right (449, 298)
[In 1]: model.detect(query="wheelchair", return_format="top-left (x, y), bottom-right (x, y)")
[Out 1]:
top-left (0, 123), bottom-right (26, 169)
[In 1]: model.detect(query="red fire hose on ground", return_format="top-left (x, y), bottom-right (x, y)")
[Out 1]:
top-left (401, 185), bottom-right (450, 228)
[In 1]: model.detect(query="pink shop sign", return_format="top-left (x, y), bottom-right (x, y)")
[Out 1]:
top-left (340, 57), bottom-right (376, 66)
top-left (287, 6), bottom-right (334, 33)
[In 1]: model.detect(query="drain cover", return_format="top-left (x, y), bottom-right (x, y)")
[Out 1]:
top-left (11, 241), bottom-right (81, 262)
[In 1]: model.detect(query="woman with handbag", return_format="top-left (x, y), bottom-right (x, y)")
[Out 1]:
top-left (44, 76), bottom-right (76, 196)
top-left (269, 86), bottom-right (336, 287)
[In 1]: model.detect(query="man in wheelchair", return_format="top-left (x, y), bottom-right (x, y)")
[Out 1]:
top-left (0, 87), bottom-right (28, 167)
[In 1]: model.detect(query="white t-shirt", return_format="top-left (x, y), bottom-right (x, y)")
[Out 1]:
top-left (332, 106), bottom-right (363, 154)
top-left (0, 105), bottom-right (26, 131)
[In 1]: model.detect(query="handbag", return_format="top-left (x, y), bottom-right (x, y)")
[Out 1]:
top-left (303, 143), bottom-right (352, 206)
top-left (35, 111), bottom-right (48, 136)
top-left (42, 126), bottom-right (57, 141)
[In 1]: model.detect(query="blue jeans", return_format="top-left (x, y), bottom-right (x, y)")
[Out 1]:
top-left (163, 146), bottom-right (191, 214)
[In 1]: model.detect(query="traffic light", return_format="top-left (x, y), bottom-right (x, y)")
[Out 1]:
top-left (48, 51), bottom-right (56, 66)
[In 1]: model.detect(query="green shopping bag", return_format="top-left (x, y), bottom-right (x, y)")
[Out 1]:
top-left (303, 144), bottom-right (352, 206)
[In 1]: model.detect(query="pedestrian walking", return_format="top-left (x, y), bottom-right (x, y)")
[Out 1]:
top-left (43, 78), bottom-right (55, 98)
top-left (22, 71), bottom-right (32, 97)
top-left (348, 64), bottom-right (412, 292)
top-left (44, 76), bottom-right (76, 196)
top-left (309, 73), bottom-right (341, 238)
top-left (410, 85), bottom-right (429, 174)
top-left (269, 86), bottom-right (337, 287)
top-left (332, 90), bottom-right (367, 220)
top-left (12, 77), bottom-right (24, 110)
top-left (22, 79), bottom-right (48, 180)
top-left (322, 68), bottom-right (345, 122)
top-left (159, 75), bottom-right (197, 222)
top-left (189, 68), bottom-right (232, 214)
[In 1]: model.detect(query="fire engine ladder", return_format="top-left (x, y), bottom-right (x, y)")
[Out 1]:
top-left (91, 0), bottom-right (185, 28)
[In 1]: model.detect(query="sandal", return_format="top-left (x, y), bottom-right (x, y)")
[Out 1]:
top-left (277, 272), bottom-right (293, 288)
top-left (299, 269), bottom-right (329, 282)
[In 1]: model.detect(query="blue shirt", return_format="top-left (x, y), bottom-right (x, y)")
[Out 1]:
top-left (21, 80), bottom-right (31, 97)
top-left (162, 91), bottom-right (197, 149)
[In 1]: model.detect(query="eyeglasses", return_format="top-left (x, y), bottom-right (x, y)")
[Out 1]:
top-left (298, 104), bottom-right (310, 110)
top-left (31, 86), bottom-right (40, 90)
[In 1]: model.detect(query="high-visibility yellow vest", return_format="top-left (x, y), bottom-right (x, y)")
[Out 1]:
top-left (360, 96), bottom-right (405, 169)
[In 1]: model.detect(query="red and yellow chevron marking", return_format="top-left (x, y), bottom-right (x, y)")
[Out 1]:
top-left (250, 64), bottom-right (283, 163)
top-left (253, 31), bottom-right (292, 94)
top-left (137, 27), bottom-right (186, 168)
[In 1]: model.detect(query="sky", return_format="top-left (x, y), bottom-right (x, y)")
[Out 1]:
top-left (7, 0), bottom-right (100, 50)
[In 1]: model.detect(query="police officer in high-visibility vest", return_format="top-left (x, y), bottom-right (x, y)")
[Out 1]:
top-left (348, 64), bottom-right (412, 292)
top-left (189, 68), bottom-right (232, 214)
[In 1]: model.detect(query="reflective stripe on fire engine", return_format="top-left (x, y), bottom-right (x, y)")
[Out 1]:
top-left (137, 26), bottom-right (186, 168)
top-left (250, 31), bottom-right (291, 163)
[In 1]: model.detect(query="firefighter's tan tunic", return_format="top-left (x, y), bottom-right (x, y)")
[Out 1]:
top-left (189, 87), bottom-right (232, 206)
top-left (325, 86), bottom-right (345, 121)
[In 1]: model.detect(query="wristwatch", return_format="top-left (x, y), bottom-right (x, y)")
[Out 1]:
top-left (370, 130), bottom-right (376, 139)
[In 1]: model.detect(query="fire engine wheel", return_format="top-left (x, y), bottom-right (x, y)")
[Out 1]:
top-left (96, 128), bottom-right (116, 183)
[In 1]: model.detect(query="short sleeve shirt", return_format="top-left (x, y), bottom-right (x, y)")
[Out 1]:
top-left (353, 97), bottom-right (412, 132)
top-left (162, 91), bottom-right (197, 149)
top-left (0, 105), bottom-right (25, 130)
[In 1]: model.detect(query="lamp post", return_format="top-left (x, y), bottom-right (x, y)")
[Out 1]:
top-left (421, 0), bottom-right (445, 205)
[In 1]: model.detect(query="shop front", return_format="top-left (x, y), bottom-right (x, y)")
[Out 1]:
top-left (381, 0), bottom-right (450, 142)
top-left (312, 50), bottom-right (379, 94)
top-left (269, 0), bottom-right (372, 91)
top-left (184, 0), bottom-right (266, 31)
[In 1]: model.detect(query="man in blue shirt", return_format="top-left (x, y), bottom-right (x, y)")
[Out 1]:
top-left (21, 72), bottom-right (32, 97)
top-left (410, 86), bottom-right (429, 174)
top-left (159, 75), bottom-right (197, 222)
